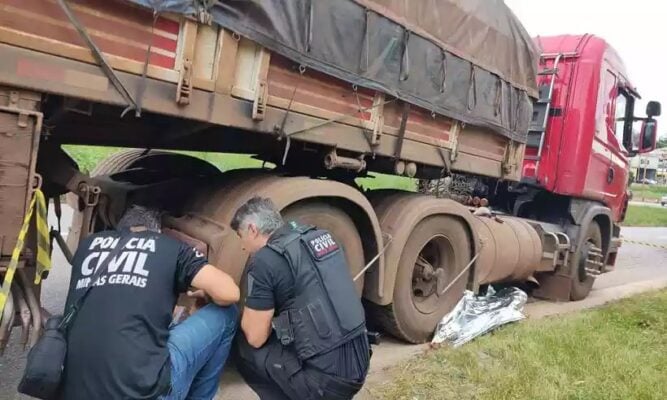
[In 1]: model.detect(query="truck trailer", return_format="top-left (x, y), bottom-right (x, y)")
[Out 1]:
top-left (0, 0), bottom-right (660, 347)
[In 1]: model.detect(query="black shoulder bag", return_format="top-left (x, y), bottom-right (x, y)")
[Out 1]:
top-left (18, 235), bottom-right (129, 399)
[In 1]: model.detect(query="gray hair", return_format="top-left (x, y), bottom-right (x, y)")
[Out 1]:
top-left (117, 205), bottom-right (162, 232)
top-left (231, 197), bottom-right (284, 235)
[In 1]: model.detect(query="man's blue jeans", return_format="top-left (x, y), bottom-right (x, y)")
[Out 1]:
top-left (160, 304), bottom-right (238, 400)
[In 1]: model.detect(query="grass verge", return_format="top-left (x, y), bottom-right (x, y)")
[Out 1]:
top-left (630, 183), bottom-right (667, 202)
top-left (373, 290), bottom-right (667, 400)
top-left (62, 145), bottom-right (415, 191)
top-left (623, 205), bottom-right (667, 227)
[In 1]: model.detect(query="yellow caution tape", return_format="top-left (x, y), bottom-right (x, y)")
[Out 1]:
top-left (0, 189), bottom-right (51, 316)
top-left (34, 189), bottom-right (51, 285)
top-left (621, 238), bottom-right (667, 250)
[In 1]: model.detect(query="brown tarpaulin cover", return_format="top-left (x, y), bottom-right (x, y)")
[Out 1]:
top-left (354, 0), bottom-right (538, 95)
top-left (127, 0), bottom-right (539, 141)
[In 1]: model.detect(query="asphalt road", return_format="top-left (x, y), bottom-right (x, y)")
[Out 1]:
top-left (1, 208), bottom-right (666, 400)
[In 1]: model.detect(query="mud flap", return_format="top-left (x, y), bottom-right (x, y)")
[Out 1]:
top-left (532, 272), bottom-right (573, 301)
top-left (0, 91), bottom-right (42, 257)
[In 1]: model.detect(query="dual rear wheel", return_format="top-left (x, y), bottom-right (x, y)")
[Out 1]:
top-left (368, 215), bottom-right (471, 343)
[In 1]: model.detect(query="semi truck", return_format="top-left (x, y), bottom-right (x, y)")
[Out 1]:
top-left (0, 0), bottom-right (661, 348)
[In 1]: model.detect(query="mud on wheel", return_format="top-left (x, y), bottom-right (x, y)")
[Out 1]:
top-left (570, 220), bottom-right (604, 301)
top-left (282, 201), bottom-right (365, 294)
top-left (369, 215), bottom-right (471, 343)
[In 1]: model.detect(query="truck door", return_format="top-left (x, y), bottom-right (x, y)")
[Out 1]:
top-left (586, 68), bottom-right (616, 201)
top-left (605, 87), bottom-right (631, 219)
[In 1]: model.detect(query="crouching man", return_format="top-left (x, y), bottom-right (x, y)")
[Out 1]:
top-left (60, 204), bottom-right (240, 399)
top-left (231, 197), bottom-right (370, 400)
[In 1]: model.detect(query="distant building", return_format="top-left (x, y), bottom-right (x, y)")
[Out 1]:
top-left (631, 148), bottom-right (667, 183)
top-left (657, 148), bottom-right (667, 183)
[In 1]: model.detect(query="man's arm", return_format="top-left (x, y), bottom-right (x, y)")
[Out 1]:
top-left (175, 242), bottom-right (239, 306)
top-left (191, 265), bottom-right (240, 306)
top-left (241, 307), bottom-right (273, 348)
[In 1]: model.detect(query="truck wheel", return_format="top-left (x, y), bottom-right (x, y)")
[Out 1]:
top-left (282, 202), bottom-right (365, 294)
top-left (90, 149), bottom-right (165, 176)
top-left (91, 149), bottom-right (220, 178)
top-left (371, 215), bottom-right (471, 343)
top-left (570, 220), bottom-right (602, 301)
top-left (67, 149), bottom-right (219, 248)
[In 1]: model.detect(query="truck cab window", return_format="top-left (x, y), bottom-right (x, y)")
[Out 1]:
top-left (614, 89), bottom-right (633, 152)
top-left (614, 93), bottom-right (626, 140)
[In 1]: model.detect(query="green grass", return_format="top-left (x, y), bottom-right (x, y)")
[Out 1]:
top-left (373, 290), bottom-right (667, 400)
top-left (63, 145), bottom-right (121, 173)
top-left (630, 183), bottom-right (667, 202)
top-left (356, 173), bottom-right (416, 191)
top-left (623, 205), bottom-right (667, 227)
top-left (62, 145), bottom-right (415, 191)
top-left (63, 145), bottom-right (266, 174)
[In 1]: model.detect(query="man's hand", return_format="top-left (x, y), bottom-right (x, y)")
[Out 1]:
top-left (190, 264), bottom-right (240, 306)
top-left (187, 289), bottom-right (208, 299)
top-left (187, 289), bottom-right (210, 309)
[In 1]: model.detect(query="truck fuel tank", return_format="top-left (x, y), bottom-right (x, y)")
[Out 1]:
top-left (472, 214), bottom-right (543, 285)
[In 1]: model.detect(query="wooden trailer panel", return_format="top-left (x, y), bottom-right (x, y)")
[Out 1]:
top-left (1, 0), bottom-right (178, 70)
top-left (267, 54), bottom-right (375, 126)
top-left (0, 0), bottom-right (523, 180)
top-left (0, 0), bottom-right (223, 90)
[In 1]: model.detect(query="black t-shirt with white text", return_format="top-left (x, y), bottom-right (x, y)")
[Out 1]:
top-left (62, 230), bottom-right (207, 400)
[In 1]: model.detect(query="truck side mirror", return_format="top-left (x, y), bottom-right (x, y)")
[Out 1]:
top-left (646, 101), bottom-right (661, 118)
top-left (638, 119), bottom-right (658, 153)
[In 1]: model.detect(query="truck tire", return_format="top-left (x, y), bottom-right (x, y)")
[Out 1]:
top-left (68, 150), bottom-right (160, 247)
top-left (282, 202), bottom-right (365, 294)
top-left (90, 149), bottom-right (165, 176)
top-left (67, 149), bottom-right (220, 248)
top-left (91, 149), bottom-right (220, 178)
top-left (370, 215), bottom-right (471, 343)
top-left (570, 220), bottom-right (602, 301)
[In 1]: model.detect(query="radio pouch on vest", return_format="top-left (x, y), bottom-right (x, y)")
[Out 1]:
top-left (270, 227), bottom-right (366, 360)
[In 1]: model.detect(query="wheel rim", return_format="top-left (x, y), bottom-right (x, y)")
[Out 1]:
top-left (577, 242), bottom-right (592, 282)
top-left (577, 237), bottom-right (600, 282)
top-left (410, 234), bottom-right (455, 314)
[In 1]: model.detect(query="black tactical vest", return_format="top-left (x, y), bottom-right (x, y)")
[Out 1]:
top-left (268, 225), bottom-right (366, 360)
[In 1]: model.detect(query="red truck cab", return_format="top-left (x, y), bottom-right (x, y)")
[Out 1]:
top-left (522, 34), bottom-right (660, 222)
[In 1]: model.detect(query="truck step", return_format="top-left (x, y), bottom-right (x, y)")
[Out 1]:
top-left (537, 68), bottom-right (559, 76)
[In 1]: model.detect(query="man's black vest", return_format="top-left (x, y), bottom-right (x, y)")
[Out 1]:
top-left (268, 225), bottom-right (366, 360)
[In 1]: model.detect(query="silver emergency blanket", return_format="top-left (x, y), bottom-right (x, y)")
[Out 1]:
top-left (124, 0), bottom-right (538, 142)
top-left (432, 287), bottom-right (527, 347)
